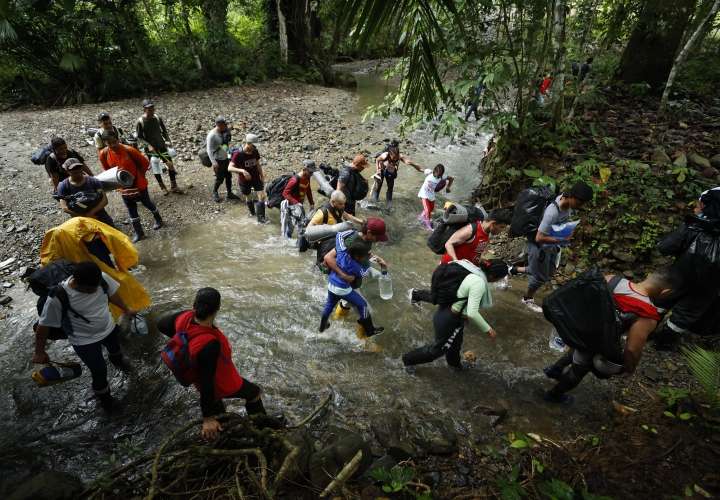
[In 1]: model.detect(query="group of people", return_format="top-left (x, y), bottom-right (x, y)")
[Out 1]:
top-left (29, 99), bottom-right (720, 438)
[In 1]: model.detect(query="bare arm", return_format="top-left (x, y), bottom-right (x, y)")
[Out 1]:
top-left (534, 230), bottom-right (563, 245)
top-left (109, 291), bottom-right (135, 316)
top-left (323, 249), bottom-right (354, 283)
top-left (401, 155), bottom-right (423, 172)
top-left (445, 176), bottom-right (455, 193)
top-left (59, 199), bottom-right (80, 217)
top-left (444, 224), bottom-right (474, 261)
top-left (342, 212), bottom-right (364, 225)
top-left (623, 318), bottom-right (657, 374)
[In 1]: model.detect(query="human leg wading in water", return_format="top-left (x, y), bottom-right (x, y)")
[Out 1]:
top-left (402, 307), bottom-right (465, 369)
top-left (320, 289), bottom-right (384, 338)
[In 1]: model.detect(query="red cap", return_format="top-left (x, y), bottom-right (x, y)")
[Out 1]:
top-left (366, 217), bottom-right (388, 242)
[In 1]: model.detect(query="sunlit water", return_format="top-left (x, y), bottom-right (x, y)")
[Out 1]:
top-left (0, 69), bottom-right (610, 482)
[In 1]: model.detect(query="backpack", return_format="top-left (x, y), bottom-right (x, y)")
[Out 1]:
top-left (332, 167), bottom-right (369, 201)
top-left (160, 330), bottom-right (203, 387)
top-left (265, 174), bottom-right (296, 209)
top-left (427, 220), bottom-right (482, 255)
top-left (28, 260), bottom-right (109, 340)
top-left (65, 190), bottom-right (103, 214)
top-left (31, 145), bottom-right (54, 166)
top-left (542, 268), bottom-right (624, 363)
top-left (429, 262), bottom-right (473, 306)
top-left (509, 185), bottom-right (557, 239)
top-left (197, 148), bottom-right (212, 168)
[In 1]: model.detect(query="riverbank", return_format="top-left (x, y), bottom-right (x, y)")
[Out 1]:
top-left (0, 76), bottom-right (718, 499)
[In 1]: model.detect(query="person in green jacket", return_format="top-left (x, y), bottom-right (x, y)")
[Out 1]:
top-left (402, 259), bottom-right (509, 372)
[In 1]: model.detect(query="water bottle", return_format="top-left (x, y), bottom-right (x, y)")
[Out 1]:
top-left (32, 362), bottom-right (82, 387)
top-left (378, 270), bottom-right (393, 300)
top-left (548, 328), bottom-right (567, 353)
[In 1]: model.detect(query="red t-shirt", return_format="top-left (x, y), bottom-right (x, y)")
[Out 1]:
top-left (283, 175), bottom-right (314, 205)
top-left (612, 279), bottom-right (661, 322)
top-left (99, 145), bottom-right (150, 191)
top-left (440, 223), bottom-right (489, 264)
top-left (540, 77), bottom-right (553, 95)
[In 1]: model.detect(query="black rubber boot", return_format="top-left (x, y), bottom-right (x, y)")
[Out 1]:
top-left (246, 200), bottom-right (256, 216)
top-left (227, 192), bottom-right (240, 200)
top-left (319, 316), bottom-right (331, 332)
top-left (255, 201), bottom-right (268, 224)
top-left (130, 218), bottom-right (145, 243)
top-left (152, 210), bottom-right (163, 230)
top-left (357, 315), bottom-right (384, 337)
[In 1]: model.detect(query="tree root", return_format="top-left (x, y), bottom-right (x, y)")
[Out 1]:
top-left (319, 450), bottom-right (363, 498)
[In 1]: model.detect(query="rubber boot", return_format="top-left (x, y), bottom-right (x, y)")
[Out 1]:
top-left (152, 210), bottom-right (163, 230)
top-left (319, 316), bottom-right (331, 332)
top-left (332, 302), bottom-right (351, 320)
top-left (227, 191), bottom-right (240, 200)
top-left (130, 218), bottom-right (145, 243)
top-left (247, 200), bottom-right (256, 216)
top-left (357, 315), bottom-right (384, 338)
top-left (255, 201), bottom-right (268, 224)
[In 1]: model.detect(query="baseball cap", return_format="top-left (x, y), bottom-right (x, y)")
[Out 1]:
top-left (142, 99), bottom-right (154, 108)
top-left (215, 115), bottom-right (227, 124)
top-left (97, 111), bottom-right (110, 121)
top-left (569, 181), bottom-right (593, 202)
top-left (352, 154), bottom-right (368, 167)
top-left (62, 158), bottom-right (84, 171)
top-left (245, 133), bottom-right (259, 144)
top-left (302, 159), bottom-right (317, 172)
top-left (366, 217), bottom-right (388, 242)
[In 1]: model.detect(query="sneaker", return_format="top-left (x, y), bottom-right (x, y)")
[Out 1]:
top-left (508, 265), bottom-right (520, 276)
top-left (543, 365), bottom-right (563, 380)
top-left (521, 297), bottom-right (543, 313)
top-left (548, 335), bottom-right (566, 352)
top-left (542, 391), bottom-right (574, 405)
top-left (212, 191), bottom-right (221, 203)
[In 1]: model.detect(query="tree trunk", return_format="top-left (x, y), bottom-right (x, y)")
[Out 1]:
top-left (551, 0), bottom-right (567, 128)
top-left (275, 0), bottom-right (289, 63)
top-left (202, 0), bottom-right (230, 78)
top-left (660, 0), bottom-right (720, 111)
top-left (617, 0), bottom-right (695, 90)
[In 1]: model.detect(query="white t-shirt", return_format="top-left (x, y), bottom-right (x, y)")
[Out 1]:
top-left (38, 273), bottom-right (120, 346)
top-left (418, 169), bottom-right (448, 201)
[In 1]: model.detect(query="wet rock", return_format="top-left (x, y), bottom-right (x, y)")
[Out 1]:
top-left (702, 167), bottom-right (719, 179)
top-left (15, 224), bottom-right (28, 233)
top-left (650, 146), bottom-right (671, 165)
top-left (308, 432), bottom-right (373, 491)
top-left (673, 153), bottom-right (687, 168)
top-left (7, 471), bottom-right (84, 500)
top-left (678, 121), bottom-right (689, 129)
top-left (371, 413), bottom-right (415, 460)
top-left (612, 249), bottom-right (635, 263)
top-left (0, 257), bottom-right (16, 270)
top-left (688, 152), bottom-right (711, 170)
top-left (643, 365), bottom-right (661, 382)
top-left (711, 153), bottom-right (720, 169)
top-left (0, 295), bottom-right (12, 305)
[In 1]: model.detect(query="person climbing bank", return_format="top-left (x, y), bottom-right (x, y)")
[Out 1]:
top-left (158, 287), bottom-right (266, 440)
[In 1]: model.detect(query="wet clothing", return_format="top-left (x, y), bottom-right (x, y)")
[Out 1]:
top-left (613, 278), bottom-right (661, 322)
top-left (72, 325), bottom-right (123, 396)
top-left (99, 144), bottom-right (151, 191)
top-left (136, 115), bottom-right (170, 151)
top-left (282, 175), bottom-right (314, 206)
top-left (38, 273), bottom-right (120, 346)
top-left (231, 148), bottom-right (262, 184)
top-left (280, 200), bottom-right (305, 238)
top-left (57, 176), bottom-right (114, 227)
top-left (45, 150), bottom-right (86, 186)
top-left (418, 169), bottom-right (448, 202)
top-left (372, 152), bottom-right (404, 202)
top-left (157, 310), bottom-right (264, 418)
top-left (440, 223), bottom-right (489, 264)
top-left (322, 289), bottom-right (369, 321)
top-left (527, 197), bottom-right (571, 292)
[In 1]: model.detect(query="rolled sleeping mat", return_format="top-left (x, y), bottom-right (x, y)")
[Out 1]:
top-left (312, 171), bottom-right (334, 198)
top-left (94, 166), bottom-right (135, 190)
top-left (304, 221), bottom-right (353, 243)
top-left (442, 203), bottom-right (469, 225)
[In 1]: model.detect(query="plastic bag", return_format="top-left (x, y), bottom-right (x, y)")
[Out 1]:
top-left (129, 313), bottom-right (149, 336)
top-left (549, 220), bottom-right (579, 240)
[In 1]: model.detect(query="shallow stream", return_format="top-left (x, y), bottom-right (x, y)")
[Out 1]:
top-left (0, 69), bottom-right (610, 482)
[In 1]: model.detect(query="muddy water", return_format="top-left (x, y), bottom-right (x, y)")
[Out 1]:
top-left (0, 71), bottom-right (609, 483)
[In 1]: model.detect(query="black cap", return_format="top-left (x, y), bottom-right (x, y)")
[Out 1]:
top-left (215, 115), bottom-right (227, 124)
top-left (569, 181), bottom-right (594, 202)
top-left (97, 111), bottom-right (110, 121)
top-left (142, 99), bottom-right (154, 108)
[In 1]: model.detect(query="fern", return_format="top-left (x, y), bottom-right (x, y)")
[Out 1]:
top-left (681, 345), bottom-right (720, 408)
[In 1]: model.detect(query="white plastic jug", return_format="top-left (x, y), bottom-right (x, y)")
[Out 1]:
top-left (378, 270), bottom-right (393, 300)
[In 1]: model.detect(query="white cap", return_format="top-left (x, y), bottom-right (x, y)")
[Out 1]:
top-left (245, 133), bottom-right (259, 144)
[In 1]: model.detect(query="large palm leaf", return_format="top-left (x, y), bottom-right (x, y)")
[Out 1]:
top-left (682, 344), bottom-right (720, 408)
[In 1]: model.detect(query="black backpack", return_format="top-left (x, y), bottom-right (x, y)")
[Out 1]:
top-left (332, 167), bottom-right (369, 201)
top-left (31, 145), bottom-right (54, 165)
top-left (64, 191), bottom-right (103, 214)
top-left (541, 268), bottom-right (624, 363)
top-left (429, 262), bottom-right (473, 306)
top-left (427, 217), bottom-right (484, 255)
top-left (509, 185), bottom-right (557, 239)
top-left (28, 260), bottom-right (110, 340)
top-left (265, 174), bottom-right (296, 209)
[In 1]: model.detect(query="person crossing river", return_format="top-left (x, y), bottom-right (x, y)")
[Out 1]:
top-left (371, 140), bottom-right (424, 210)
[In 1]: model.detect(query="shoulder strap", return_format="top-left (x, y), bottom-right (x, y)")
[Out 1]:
top-left (100, 277), bottom-right (110, 295)
top-left (607, 274), bottom-right (623, 293)
top-left (463, 222), bottom-right (479, 243)
top-left (52, 286), bottom-right (91, 324)
top-left (124, 145), bottom-right (144, 172)
top-left (321, 207), bottom-right (329, 224)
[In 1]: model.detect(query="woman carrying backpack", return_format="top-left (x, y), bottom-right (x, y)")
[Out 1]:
top-left (158, 288), bottom-right (266, 440)
top-left (402, 259), bottom-right (508, 373)
top-left (371, 142), bottom-right (424, 210)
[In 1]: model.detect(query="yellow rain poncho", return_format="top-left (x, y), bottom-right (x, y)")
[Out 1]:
top-left (39, 217), bottom-right (151, 317)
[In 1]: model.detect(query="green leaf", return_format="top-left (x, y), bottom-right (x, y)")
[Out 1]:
top-left (678, 412), bottom-right (692, 421)
top-left (59, 53), bottom-right (84, 72)
top-left (681, 345), bottom-right (720, 408)
top-left (510, 439), bottom-right (528, 449)
top-left (663, 411), bottom-right (676, 418)
top-left (523, 168), bottom-right (542, 178)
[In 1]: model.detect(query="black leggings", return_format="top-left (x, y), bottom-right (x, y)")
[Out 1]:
top-left (402, 307), bottom-right (464, 368)
top-left (72, 325), bottom-right (123, 395)
top-left (213, 159), bottom-right (232, 193)
top-left (547, 350), bottom-right (592, 397)
top-left (373, 171), bottom-right (397, 202)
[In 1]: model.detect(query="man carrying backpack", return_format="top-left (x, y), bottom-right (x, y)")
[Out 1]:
top-left (158, 288), bottom-right (266, 440)
top-left (99, 129), bottom-right (163, 242)
top-left (45, 137), bottom-right (93, 193)
top-left (32, 261), bottom-right (135, 412)
top-left (307, 190), bottom-right (364, 228)
top-left (281, 161), bottom-right (316, 239)
top-left (94, 112), bottom-right (127, 154)
top-left (402, 259), bottom-right (508, 372)
top-left (207, 116), bottom-right (239, 203)
top-left (136, 99), bottom-right (183, 194)
top-left (512, 181), bottom-right (593, 313)
top-left (337, 154), bottom-right (370, 216)
top-left (542, 269), bottom-right (676, 404)
top-left (56, 158), bottom-right (114, 227)
top-left (440, 208), bottom-right (512, 264)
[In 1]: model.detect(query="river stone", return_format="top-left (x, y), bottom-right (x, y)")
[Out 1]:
top-left (673, 153), bottom-right (687, 168)
top-left (7, 471), bottom-right (83, 500)
top-left (612, 249), bottom-right (635, 263)
top-left (371, 413), bottom-right (415, 460)
top-left (701, 167), bottom-right (719, 179)
top-left (711, 154), bottom-right (720, 169)
top-left (308, 432), bottom-right (373, 491)
top-left (688, 152), bottom-right (711, 170)
top-left (650, 146), bottom-right (671, 165)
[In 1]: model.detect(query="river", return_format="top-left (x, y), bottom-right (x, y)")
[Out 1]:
top-left (0, 67), bottom-right (610, 484)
